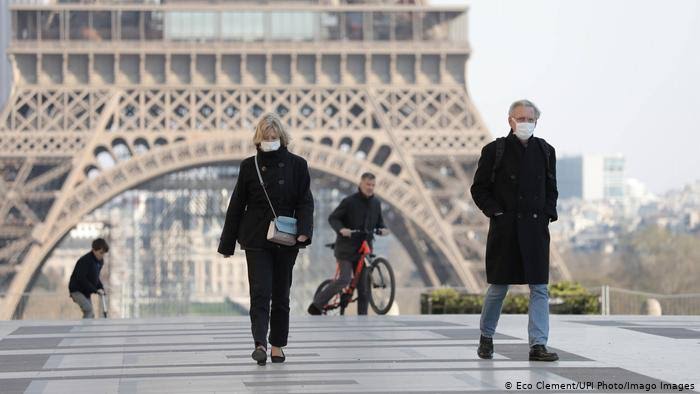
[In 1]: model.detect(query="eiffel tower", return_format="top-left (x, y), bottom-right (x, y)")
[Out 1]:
top-left (0, 0), bottom-right (570, 319)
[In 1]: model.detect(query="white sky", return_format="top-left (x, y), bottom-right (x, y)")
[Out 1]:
top-left (435, 0), bottom-right (700, 194)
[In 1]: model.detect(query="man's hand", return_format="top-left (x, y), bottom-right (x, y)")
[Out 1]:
top-left (97, 289), bottom-right (105, 296)
top-left (378, 228), bottom-right (390, 236)
top-left (339, 228), bottom-right (352, 238)
top-left (297, 235), bottom-right (309, 243)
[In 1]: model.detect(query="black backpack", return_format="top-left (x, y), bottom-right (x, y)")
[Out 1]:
top-left (490, 136), bottom-right (554, 183)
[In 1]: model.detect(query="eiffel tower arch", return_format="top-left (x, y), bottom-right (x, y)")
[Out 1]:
top-left (0, 1), bottom-right (570, 319)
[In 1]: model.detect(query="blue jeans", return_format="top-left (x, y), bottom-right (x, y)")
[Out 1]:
top-left (479, 284), bottom-right (549, 347)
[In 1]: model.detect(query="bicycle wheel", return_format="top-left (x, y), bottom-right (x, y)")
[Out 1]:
top-left (366, 257), bottom-right (396, 315)
top-left (314, 279), bottom-right (342, 316)
top-left (314, 279), bottom-right (333, 298)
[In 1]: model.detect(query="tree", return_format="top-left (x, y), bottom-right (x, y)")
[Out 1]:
top-left (612, 226), bottom-right (700, 293)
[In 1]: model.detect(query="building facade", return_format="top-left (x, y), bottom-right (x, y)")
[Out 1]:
top-left (558, 154), bottom-right (625, 201)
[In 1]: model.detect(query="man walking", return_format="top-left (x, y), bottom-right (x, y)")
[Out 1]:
top-left (68, 238), bottom-right (108, 319)
top-left (470, 99), bottom-right (559, 361)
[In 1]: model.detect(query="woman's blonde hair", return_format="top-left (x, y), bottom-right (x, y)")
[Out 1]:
top-left (253, 113), bottom-right (291, 147)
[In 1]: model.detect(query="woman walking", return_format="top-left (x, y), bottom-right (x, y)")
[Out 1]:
top-left (218, 113), bottom-right (314, 365)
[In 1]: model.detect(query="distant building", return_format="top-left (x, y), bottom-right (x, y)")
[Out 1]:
top-left (625, 178), bottom-right (654, 202)
top-left (558, 154), bottom-right (625, 200)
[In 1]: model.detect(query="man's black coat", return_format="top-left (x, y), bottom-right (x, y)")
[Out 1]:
top-left (470, 132), bottom-right (558, 284)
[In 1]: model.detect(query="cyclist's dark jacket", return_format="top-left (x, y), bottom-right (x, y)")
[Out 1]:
top-left (328, 190), bottom-right (386, 262)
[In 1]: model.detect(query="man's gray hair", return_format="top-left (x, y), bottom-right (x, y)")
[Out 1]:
top-left (508, 99), bottom-right (541, 119)
top-left (360, 172), bottom-right (376, 181)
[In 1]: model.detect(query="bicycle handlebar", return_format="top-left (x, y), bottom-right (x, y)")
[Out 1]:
top-left (349, 229), bottom-right (383, 235)
top-left (324, 229), bottom-right (385, 249)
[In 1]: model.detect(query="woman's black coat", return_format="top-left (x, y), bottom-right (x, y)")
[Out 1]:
top-left (218, 146), bottom-right (314, 255)
top-left (470, 133), bottom-right (558, 284)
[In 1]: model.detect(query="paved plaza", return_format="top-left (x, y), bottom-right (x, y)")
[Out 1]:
top-left (0, 315), bottom-right (698, 393)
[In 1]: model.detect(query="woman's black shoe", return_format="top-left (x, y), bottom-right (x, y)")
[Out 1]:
top-left (271, 348), bottom-right (286, 363)
top-left (251, 346), bottom-right (267, 366)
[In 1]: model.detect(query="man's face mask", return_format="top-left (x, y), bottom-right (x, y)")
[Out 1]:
top-left (260, 139), bottom-right (281, 152)
top-left (513, 120), bottom-right (536, 140)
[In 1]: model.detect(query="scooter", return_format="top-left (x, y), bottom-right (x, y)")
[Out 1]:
top-left (99, 292), bottom-right (108, 318)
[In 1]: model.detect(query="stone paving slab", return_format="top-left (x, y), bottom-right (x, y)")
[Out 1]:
top-left (0, 315), bottom-right (698, 393)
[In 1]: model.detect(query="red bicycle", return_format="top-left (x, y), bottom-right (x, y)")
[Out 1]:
top-left (314, 229), bottom-right (396, 315)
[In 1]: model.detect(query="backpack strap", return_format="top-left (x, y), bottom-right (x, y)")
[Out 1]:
top-left (535, 137), bottom-right (555, 180)
top-left (490, 137), bottom-right (506, 183)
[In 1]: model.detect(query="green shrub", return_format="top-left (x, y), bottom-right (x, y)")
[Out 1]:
top-left (502, 294), bottom-right (530, 313)
top-left (549, 281), bottom-right (600, 314)
top-left (421, 282), bottom-right (600, 314)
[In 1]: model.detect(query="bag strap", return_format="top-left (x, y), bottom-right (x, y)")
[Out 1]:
top-left (490, 137), bottom-right (506, 183)
top-left (254, 154), bottom-right (278, 219)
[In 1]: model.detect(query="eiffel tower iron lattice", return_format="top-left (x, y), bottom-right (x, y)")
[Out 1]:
top-left (0, 1), bottom-right (570, 319)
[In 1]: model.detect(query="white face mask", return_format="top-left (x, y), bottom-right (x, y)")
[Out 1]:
top-left (260, 139), bottom-right (281, 152)
top-left (513, 122), bottom-right (535, 140)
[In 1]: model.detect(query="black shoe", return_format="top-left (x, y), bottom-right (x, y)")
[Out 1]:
top-left (251, 346), bottom-right (267, 366)
top-left (271, 348), bottom-right (286, 363)
top-left (477, 335), bottom-right (494, 359)
top-left (307, 303), bottom-right (322, 315)
top-left (529, 345), bottom-right (559, 362)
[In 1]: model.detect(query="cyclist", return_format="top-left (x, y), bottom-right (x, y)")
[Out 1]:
top-left (308, 172), bottom-right (390, 315)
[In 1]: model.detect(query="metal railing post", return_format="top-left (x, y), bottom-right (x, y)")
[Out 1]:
top-left (601, 285), bottom-right (610, 316)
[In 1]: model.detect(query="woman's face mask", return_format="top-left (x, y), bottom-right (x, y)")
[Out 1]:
top-left (260, 139), bottom-right (281, 152)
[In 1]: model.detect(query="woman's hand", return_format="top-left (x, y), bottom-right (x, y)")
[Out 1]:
top-left (297, 235), bottom-right (309, 243)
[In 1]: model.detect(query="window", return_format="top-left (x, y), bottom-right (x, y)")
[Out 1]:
top-left (394, 12), bottom-right (413, 40)
top-left (221, 12), bottom-right (264, 41)
top-left (69, 11), bottom-right (89, 40)
top-left (320, 12), bottom-right (340, 40)
top-left (14, 11), bottom-right (37, 40)
top-left (420, 12), bottom-right (444, 40)
top-left (270, 12), bottom-right (317, 41)
top-left (345, 12), bottom-right (363, 40)
top-left (40, 11), bottom-right (61, 40)
top-left (91, 11), bottom-right (112, 40)
top-left (443, 12), bottom-right (467, 42)
top-left (144, 11), bottom-right (163, 40)
top-left (120, 11), bottom-right (141, 40)
top-left (372, 12), bottom-right (391, 41)
top-left (165, 12), bottom-right (217, 41)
